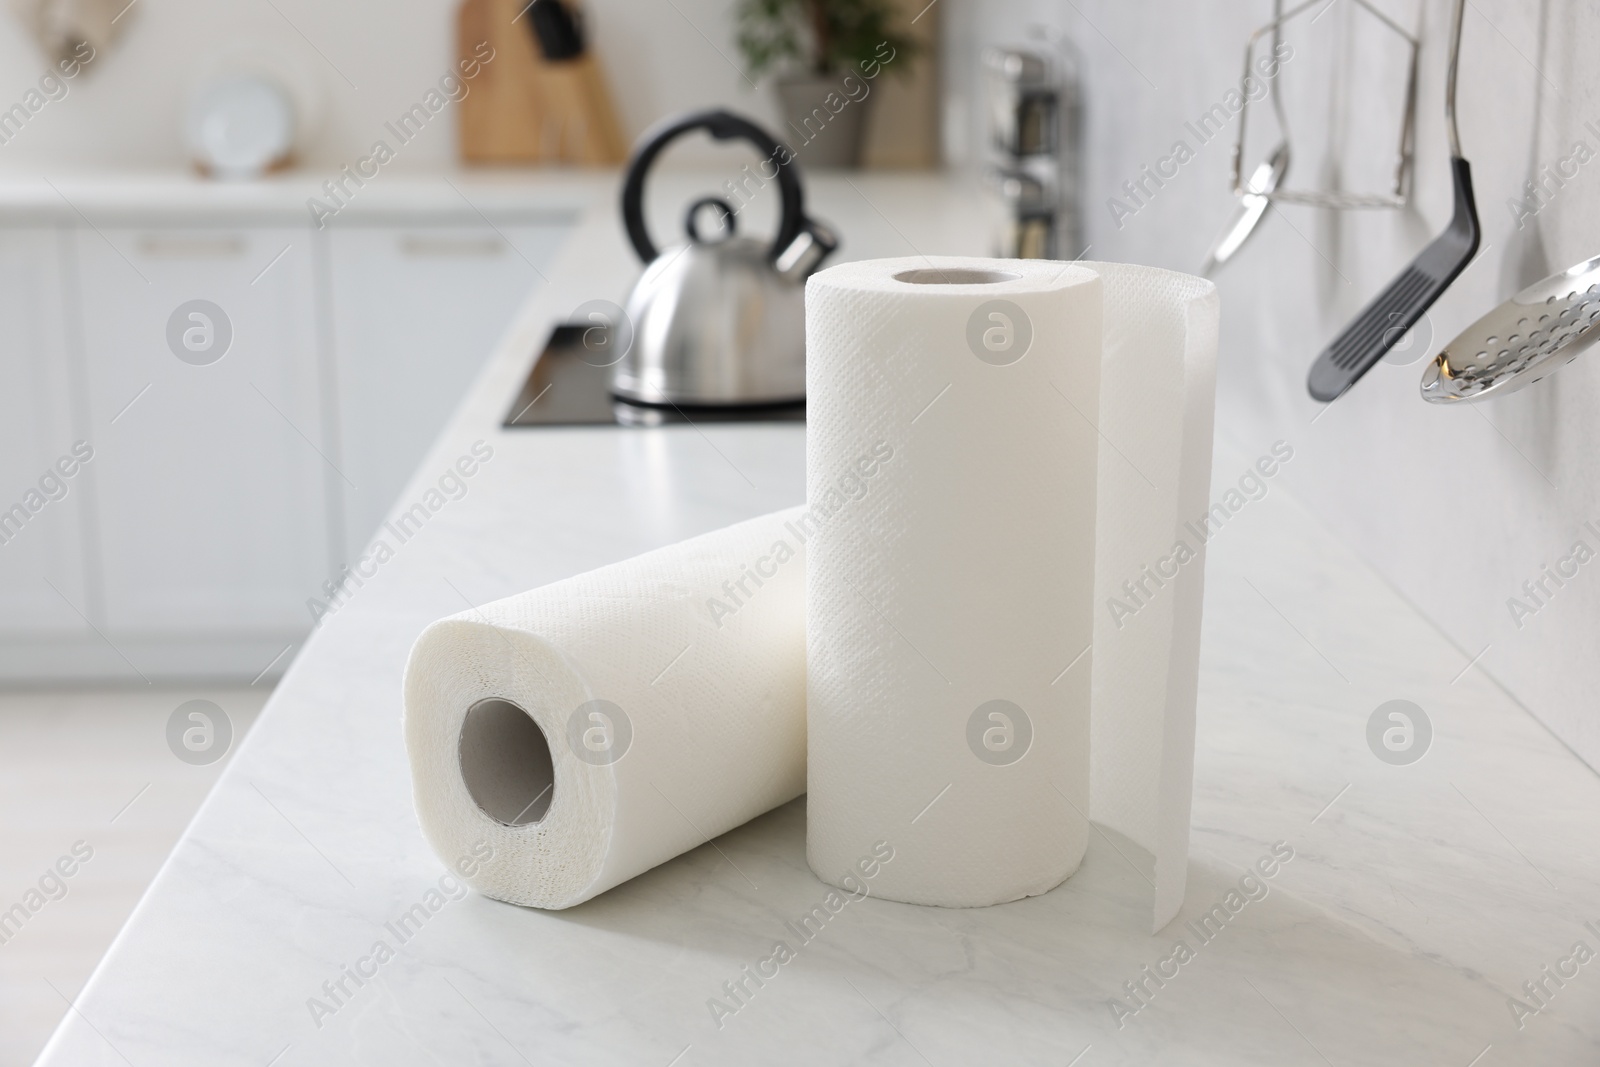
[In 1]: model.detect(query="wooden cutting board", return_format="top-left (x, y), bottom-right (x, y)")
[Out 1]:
top-left (456, 0), bottom-right (626, 165)
top-left (859, 0), bottom-right (941, 168)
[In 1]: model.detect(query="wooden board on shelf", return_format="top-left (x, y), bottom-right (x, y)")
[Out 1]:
top-left (456, 0), bottom-right (625, 166)
top-left (860, 0), bottom-right (941, 168)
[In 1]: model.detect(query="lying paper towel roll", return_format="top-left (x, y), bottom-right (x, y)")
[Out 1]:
top-left (404, 508), bottom-right (808, 909)
top-left (805, 257), bottom-right (1218, 926)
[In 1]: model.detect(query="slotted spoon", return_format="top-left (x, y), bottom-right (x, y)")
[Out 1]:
top-left (1420, 254), bottom-right (1600, 402)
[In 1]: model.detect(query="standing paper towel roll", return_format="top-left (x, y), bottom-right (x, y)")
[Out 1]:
top-left (404, 508), bottom-right (808, 909)
top-left (806, 257), bottom-right (1218, 922)
top-left (806, 259), bottom-right (1106, 907)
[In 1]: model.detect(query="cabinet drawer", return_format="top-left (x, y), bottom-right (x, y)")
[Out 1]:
top-left (329, 221), bottom-right (568, 558)
top-left (0, 226), bottom-right (92, 637)
top-left (76, 227), bottom-right (333, 632)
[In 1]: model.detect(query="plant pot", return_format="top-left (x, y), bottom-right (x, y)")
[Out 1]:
top-left (774, 74), bottom-right (871, 168)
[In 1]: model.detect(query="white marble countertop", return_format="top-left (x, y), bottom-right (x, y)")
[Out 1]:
top-left (37, 171), bottom-right (1600, 1066)
top-left (0, 168), bottom-right (603, 224)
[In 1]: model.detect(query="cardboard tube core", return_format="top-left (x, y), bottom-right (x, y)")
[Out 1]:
top-left (459, 698), bottom-right (555, 826)
top-left (894, 268), bottom-right (1020, 285)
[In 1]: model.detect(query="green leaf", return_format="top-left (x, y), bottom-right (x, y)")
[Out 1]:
top-left (734, 0), bottom-right (920, 81)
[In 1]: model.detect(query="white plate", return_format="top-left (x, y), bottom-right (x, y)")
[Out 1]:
top-left (186, 74), bottom-right (296, 180)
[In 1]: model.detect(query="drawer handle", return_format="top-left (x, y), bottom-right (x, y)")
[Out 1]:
top-left (399, 236), bottom-right (505, 257)
top-left (137, 235), bottom-right (247, 259)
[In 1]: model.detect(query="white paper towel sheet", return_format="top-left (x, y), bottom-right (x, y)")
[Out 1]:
top-left (404, 509), bottom-right (809, 910)
top-left (804, 257), bottom-right (1218, 927)
top-left (1088, 261), bottom-right (1220, 930)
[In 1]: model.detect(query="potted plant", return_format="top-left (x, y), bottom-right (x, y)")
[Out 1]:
top-left (735, 0), bottom-right (917, 167)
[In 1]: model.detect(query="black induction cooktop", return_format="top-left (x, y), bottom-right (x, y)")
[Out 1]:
top-left (503, 324), bottom-right (806, 428)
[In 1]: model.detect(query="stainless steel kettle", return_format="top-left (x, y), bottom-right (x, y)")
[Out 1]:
top-left (613, 110), bottom-right (837, 407)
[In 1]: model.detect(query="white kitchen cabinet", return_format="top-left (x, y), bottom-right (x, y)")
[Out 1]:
top-left (0, 228), bottom-right (92, 646)
top-left (327, 221), bottom-right (568, 560)
top-left (75, 227), bottom-right (333, 645)
top-left (0, 180), bottom-right (576, 682)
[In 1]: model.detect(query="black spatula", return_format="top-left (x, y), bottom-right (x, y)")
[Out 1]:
top-left (1306, 0), bottom-right (1478, 403)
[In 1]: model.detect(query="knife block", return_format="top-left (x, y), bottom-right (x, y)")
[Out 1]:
top-left (457, 0), bottom-right (626, 165)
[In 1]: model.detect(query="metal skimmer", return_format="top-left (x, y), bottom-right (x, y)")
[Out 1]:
top-left (1420, 254), bottom-right (1600, 402)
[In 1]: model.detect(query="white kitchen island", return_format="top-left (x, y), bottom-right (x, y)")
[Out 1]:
top-left (35, 172), bottom-right (1600, 1066)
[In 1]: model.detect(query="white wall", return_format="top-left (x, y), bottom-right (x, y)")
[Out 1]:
top-left (0, 0), bottom-right (779, 172)
top-left (960, 0), bottom-right (1600, 767)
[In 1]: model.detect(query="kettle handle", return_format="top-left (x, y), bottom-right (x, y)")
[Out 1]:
top-left (620, 109), bottom-right (806, 264)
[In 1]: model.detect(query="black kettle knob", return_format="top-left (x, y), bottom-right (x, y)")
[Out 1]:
top-left (619, 109), bottom-right (806, 264)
